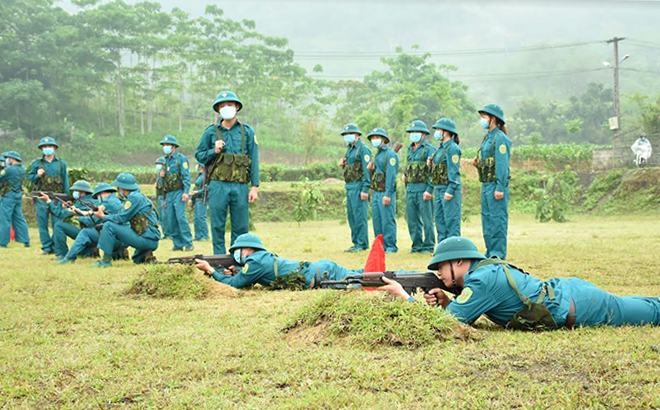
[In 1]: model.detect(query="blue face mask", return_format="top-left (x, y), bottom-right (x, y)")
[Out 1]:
top-left (5, 159), bottom-right (10, 167)
top-left (409, 132), bottom-right (422, 143)
top-left (73, 191), bottom-right (80, 200)
top-left (156, 164), bottom-right (163, 171)
top-left (344, 134), bottom-right (356, 144)
top-left (371, 138), bottom-right (382, 148)
top-left (42, 148), bottom-right (55, 156)
top-left (480, 118), bottom-right (490, 130)
top-left (163, 145), bottom-right (173, 155)
top-left (233, 249), bottom-right (243, 265)
top-left (433, 130), bottom-right (443, 141)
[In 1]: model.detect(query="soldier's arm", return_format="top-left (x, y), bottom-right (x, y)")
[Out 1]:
top-left (446, 146), bottom-right (462, 196)
top-left (47, 200), bottom-right (73, 219)
top-left (360, 146), bottom-right (371, 193)
top-left (248, 128), bottom-right (260, 187)
top-left (180, 155), bottom-right (191, 193)
top-left (61, 159), bottom-right (70, 194)
top-left (385, 151), bottom-right (398, 197)
top-left (445, 278), bottom-right (497, 324)
top-left (494, 133), bottom-right (511, 192)
top-left (425, 144), bottom-right (436, 194)
top-left (103, 196), bottom-right (142, 224)
top-left (27, 160), bottom-right (39, 184)
top-left (210, 260), bottom-right (265, 289)
top-left (195, 126), bottom-right (217, 166)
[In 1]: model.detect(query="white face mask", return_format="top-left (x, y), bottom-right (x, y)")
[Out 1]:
top-left (371, 138), bottom-right (383, 148)
top-left (156, 164), bottom-right (163, 171)
top-left (163, 145), bottom-right (173, 155)
top-left (219, 105), bottom-right (237, 120)
top-left (409, 132), bottom-right (423, 143)
top-left (433, 130), bottom-right (443, 141)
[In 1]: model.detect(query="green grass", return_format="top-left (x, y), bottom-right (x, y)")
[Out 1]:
top-left (1, 215), bottom-right (660, 409)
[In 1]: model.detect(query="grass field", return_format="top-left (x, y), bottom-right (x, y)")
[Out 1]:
top-left (2, 214), bottom-right (660, 409)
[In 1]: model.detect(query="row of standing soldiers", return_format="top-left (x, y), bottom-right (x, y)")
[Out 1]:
top-left (340, 103), bottom-right (512, 259)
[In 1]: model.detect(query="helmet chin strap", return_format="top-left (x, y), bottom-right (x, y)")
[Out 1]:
top-left (449, 261), bottom-right (458, 288)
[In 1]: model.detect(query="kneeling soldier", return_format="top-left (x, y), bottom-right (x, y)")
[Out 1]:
top-left (92, 173), bottom-right (160, 267)
top-left (381, 237), bottom-right (660, 329)
top-left (194, 233), bottom-right (363, 290)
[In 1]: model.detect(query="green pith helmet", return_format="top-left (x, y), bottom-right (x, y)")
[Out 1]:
top-left (432, 118), bottom-right (458, 135)
top-left (427, 237), bottom-right (486, 270)
top-left (213, 90), bottom-right (243, 113)
top-left (367, 127), bottom-right (390, 144)
top-left (70, 180), bottom-right (93, 194)
top-left (93, 182), bottom-right (116, 198)
top-left (38, 136), bottom-right (59, 148)
top-left (406, 120), bottom-right (430, 134)
top-left (155, 157), bottom-right (166, 165)
top-left (341, 123), bottom-right (362, 136)
top-left (229, 233), bottom-right (266, 252)
top-left (4, 151), bottom-right (22, 162)
top-left (478, 103), bottom-right (506, 124)
top-left (112, 173), bottom-right (139, 191)
top-left (159, 135), bottom-right (179, 147)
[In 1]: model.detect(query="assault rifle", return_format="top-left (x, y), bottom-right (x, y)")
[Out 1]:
top-left (28, 191), bottom-right (74, 205)
top-left (156, 253), bottom-right (238, 268)
top-left (320, 271), bottom-right (462, 296)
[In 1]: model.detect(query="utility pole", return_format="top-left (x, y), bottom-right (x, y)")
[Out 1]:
top-left (607, 36), bottom-right (625, 168)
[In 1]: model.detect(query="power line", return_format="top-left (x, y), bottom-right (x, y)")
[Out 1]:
top-left (620, 67), bottom-right (660, 75)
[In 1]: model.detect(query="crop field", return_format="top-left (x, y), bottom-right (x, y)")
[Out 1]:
top-left (1, 214), bottom-right (660, 409)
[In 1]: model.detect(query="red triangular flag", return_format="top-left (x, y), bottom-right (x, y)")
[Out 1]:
top-left (364, 234), bottom-right (386, 272)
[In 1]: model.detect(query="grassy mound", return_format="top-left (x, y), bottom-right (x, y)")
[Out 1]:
top-left (125, 264), bottom-right (240, 299)
top-left (283, 291), bottom-right (479, 348)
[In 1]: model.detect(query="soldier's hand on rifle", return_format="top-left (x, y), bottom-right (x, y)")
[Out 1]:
top-left (182, 193), bottom-right (189, 202)
top-left (159, 170), bottom-right (165, 178)
top-left (339, 158), bottom-right (346, 168)
top-left (382, 196), bottom-right (391, 206)
top-left (93, 208), bottom-right (105, 219)
top-left (401, 174), bottom-right (406, 184)
top-left (444, 192), bottom-right (453, 201)
top-left (360, 192), bottom-right (369, 201)
top-left (367, 162), bottom-right (374, 171)
top-left (37, 168), bottom-right (45, 177)
top-left (224, 265), bottom-right (238, 276)
top-left (423, 192), bottom-right (432, 201)
top-left (37, 192), bottom-right (50, 202)
top-left (494, 191), bottom-right (504, 200)
top-left (378, 276), bottom-right (410, 300)
top-left (471, 157), bottom-right (478, 167)
top-left (214, 140), bottom-right (225, 154)
top-left (194, 259), bottom-right (214, 275)
top-left (426, 157), bottom-right (432, 167)
top-left (424, 288), bottom-right (451, 308)
top-left (248, 186), bottom-right (258, 203)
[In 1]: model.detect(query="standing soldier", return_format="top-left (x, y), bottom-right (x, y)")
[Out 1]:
top-left (403, 120), bottom-right (436, 254)
top-left (0, 151), bottom-right (30, 248)
top-left (367, 127), bottom-right (399, 254)
top-left (189, 161), bottom-right (210, 241)
top-left (473, 104), bottom-right (511, 259)
top-left (429, 118), bottom-right (462, 242)
top-left (39, 180), bottom-right (96, 260)
top-left (160, 135), bottom-right (193, 251)
top-left (195, 91), bottom-right (259, 254)
top-left (27, 137), bottom-right (69, 255)
top-left (154, 157), bottom-right (172, 240)
top-left (92, 173), bottom-right (160, 267)
top-left (339, 123), bottom-right (371, 252)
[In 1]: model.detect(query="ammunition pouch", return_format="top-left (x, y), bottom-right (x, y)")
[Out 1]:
top-left (39, 175), bottom-right (64, 192)
top-left (344, 162), bottom-right (363, 183)
top-left (404, 161), bottom-right (429, 184)
top-left (477, 157), bottom-right (496, 183)
top-left (0, 181), bottom-right (11, 197)
top-left (156, 181), bottom-right (165, 196)
top-left (210, 153), bottom-right (251, 184)
top-left (162, 174), bottom-right (184, 194)
top-left (507, 301), bottom-right (559, 331)
top-left (371, 172), bottom-right (386, 192)
top-left (270, 260), bottom-right (308, 291)
top-left (130, 212), bottom-right (149, 236)
top-left (430, 163), bottom-right (449, 185)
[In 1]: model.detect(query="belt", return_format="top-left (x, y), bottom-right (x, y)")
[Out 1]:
top-left (565, 298), bottom-right (576, 329)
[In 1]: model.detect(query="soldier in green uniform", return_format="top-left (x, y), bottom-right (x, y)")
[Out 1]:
top-left (380, 237), bottom-right (660, 329)
top-left (429, 118), bottom-right (462, 242)
top-left (403, 120), bottom-right (436, 254)
top-left (0, 151), bottom-right (30, 248)
top-left (472, 104), bottom-right (511, 259)
top-left (339, 123), bottom-right (371, 252)
top-left (56, 183), bottom-right (125, 264)
top-left (189, 161), bottom-right (209, 241)
top-left (367, 127), bottom-right (399, 253)
top-left (195, 91), bottom-right (259, 254)
top-left (27, 137), bottom-right (69, 255)
top-left (92, 173), bottom-right (160, 267)
top-left (37, 180), bottom-right (96, 259)
top-left (154, 157), bottom-right (172, 240)
top-left (194, 233), bottom-right (364, 289)
top-left (160, 135), bottom-right (193, 251)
